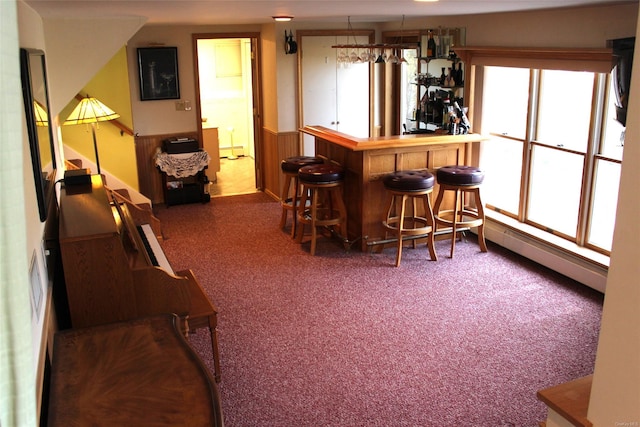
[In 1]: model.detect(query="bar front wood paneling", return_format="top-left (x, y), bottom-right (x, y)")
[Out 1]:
top-left (301, 125), bottom-right (485, 252)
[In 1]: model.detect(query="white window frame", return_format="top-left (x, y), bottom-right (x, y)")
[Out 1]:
top-left (455, 47), bottom-right (618, 261)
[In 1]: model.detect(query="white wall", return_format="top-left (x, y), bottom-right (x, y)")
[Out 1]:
top-left (588, 6), bottom-right (640, 424)
top-left (384, 3), bottom-right (638, 48)
top-left (273, 22), bottom-right (298, 132)
top-left (43, 17), bottom-right (146, 117)
top-left (127, 24), bottom-right (262, 136)
top-left (17, 0), bottom-right (54, 376)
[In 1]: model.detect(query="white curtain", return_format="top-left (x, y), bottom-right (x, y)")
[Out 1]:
top-left (0, 1), bottom-right (37, 426)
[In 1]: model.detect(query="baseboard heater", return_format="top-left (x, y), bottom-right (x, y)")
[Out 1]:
top-left (483, 220), bottom-right (607, 293)
top-left (219, 146), bottom-right (245, 158)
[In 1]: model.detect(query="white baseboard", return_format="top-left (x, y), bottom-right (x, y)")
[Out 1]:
top-left (219, 146), bottom-right (245, 158)
top-left (484, 220), bottom-right (607, 293)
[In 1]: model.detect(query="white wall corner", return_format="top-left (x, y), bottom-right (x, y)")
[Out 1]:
top-left (43, 16), bottom-right (147, 116)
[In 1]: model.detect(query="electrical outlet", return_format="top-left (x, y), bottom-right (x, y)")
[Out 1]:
top-left (175, 100), bottom-right (185, 111)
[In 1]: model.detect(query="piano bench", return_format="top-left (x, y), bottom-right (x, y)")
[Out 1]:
top-left (178, 269), bottom-right (221, 383)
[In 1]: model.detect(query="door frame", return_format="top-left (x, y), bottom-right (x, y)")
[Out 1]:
top-left (192, 32), bottom-right (264, 190)
top-left (381, 30), bottom-right (422, 136)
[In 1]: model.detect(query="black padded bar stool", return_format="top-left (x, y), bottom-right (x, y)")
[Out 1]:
top-left (382, 169), bottom-right (438, 267)
top-left (433, 165), bottom-right (487, 258)
top-left (296, 163), bottom-right (347, 256)
top-left (279, 156), bottom-right (324, 237)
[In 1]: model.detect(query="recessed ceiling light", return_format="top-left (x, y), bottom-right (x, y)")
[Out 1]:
top-left (273, 16), bottom-right (293, 22)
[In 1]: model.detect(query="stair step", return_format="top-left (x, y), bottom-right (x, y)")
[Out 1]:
top-left (136, 203), bottom-right (153, 212)
top-left (66, 159), bottom-right (83, 169)
top-left (114, 189), bottom-right (152, 213)
top-left (114, 188), bottom-right (131, 200)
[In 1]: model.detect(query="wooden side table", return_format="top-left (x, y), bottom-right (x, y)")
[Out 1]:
top-left (48, 315), bottom-right (223, 427)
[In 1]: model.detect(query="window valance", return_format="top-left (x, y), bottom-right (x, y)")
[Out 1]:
top-left (454, 46), bottom-right (615, 73)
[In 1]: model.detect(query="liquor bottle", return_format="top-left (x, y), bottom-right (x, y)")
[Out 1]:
top-left (454, 63), bottom-right (463, 86)
top-left (427, 31), bottom-right (436, 59)
top-left (444, 67), bottom-right (454, 87)
top-left (442, 95), bottom-right (451, 127)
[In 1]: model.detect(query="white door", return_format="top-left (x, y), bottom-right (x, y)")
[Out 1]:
top-left (301, 35), bottom-right (370, 155)
top-left (335, 52), bottom-right (370, 137)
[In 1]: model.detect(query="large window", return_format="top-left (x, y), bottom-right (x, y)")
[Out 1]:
top-left (480, 66), bottom-right (624, 254)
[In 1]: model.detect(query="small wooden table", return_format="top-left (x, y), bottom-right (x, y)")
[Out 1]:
top-left (48, 315), bottom-right (224, 427)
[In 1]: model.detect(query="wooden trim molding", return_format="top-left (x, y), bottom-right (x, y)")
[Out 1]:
top-left (300, 125), bottom-right (485, 152)
top-left (453, 46), bottom-right (615, 73)
top-left (537, 375), bottom-right (593, 427)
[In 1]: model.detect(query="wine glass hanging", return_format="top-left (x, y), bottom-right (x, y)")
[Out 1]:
top-left (333, 15), bottom-right (417, 67)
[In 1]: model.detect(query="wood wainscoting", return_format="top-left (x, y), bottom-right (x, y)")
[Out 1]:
top-left (137, 129), bottom-right (298, 204)
top-left (135, 132), bottom-right (199, 204)
top-left (261, 129), bottom-right (300, 201)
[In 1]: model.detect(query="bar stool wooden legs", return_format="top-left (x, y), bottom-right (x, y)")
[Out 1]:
top-left (296, 163), bottom-right (347, 255)
top-left (382, 170), bottom-right (438, 267)
top-left (279, 156), bottom-right (324, 237)
top-left (433, 165), bottom-right (487, 258)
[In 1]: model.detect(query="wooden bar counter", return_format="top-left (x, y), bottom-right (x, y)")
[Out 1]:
top-left (300, 125), bottom-right (485, 252)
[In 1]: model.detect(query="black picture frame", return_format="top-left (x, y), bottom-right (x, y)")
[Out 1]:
top-left (20, 48), bottom-right (56, 222)
top-left (137, 47), bottom-right (180, 101)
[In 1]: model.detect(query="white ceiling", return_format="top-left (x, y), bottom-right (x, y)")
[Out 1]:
top-left (24, 0), bottom-right (636, 26)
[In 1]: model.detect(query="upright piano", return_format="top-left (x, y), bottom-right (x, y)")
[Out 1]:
top-left (57, 174), bottom-right (220, 381)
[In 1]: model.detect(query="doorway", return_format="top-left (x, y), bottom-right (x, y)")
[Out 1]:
top-left (193, 34), bottom-right (262, 197)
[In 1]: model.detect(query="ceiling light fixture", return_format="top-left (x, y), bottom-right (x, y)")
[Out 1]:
top-left (273, 16), bottom-right (293, 22)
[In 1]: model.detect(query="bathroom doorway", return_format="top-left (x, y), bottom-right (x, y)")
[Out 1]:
top-left (193, 33), bottom-right (262, 196)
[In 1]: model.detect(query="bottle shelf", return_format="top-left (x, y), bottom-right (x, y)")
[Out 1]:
top-left (404, 27), bottom-right (467, 135)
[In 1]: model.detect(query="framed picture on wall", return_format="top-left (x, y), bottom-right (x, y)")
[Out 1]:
top-left (137, 47), bottom-right (180, 101)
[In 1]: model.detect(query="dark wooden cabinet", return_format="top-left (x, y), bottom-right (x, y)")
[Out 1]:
top-left (161, 169), bottom-right (210, 206)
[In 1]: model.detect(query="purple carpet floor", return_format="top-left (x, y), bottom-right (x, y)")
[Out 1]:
top-left (155, 192), bottom-right (603, 427)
